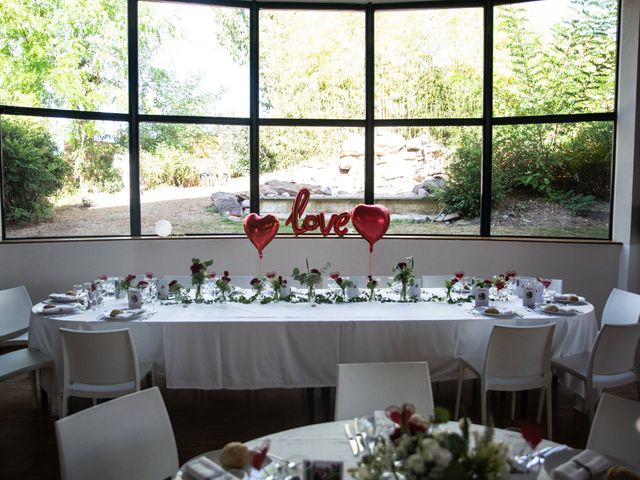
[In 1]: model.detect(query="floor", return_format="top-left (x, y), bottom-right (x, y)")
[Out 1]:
top-left (0, 371), bottom-right (636, 479)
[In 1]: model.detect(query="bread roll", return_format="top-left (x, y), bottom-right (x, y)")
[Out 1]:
top-left (485, 307), bottom-right (499, 314)
top-left (110, 309), bottom-right (123, 317)
top-left (544, 304), bottom-right (559, 313)
top-left (219, 442), bottom-right (249, 469)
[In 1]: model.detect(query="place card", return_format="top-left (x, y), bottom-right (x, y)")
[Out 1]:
top-left (303, 460), bottom-right (343, 480)
top-left (128, 288), bottom-right (142, 309)
top-left (475, 287), bottom-right (489, 307)
top-left (156, 279), bottom-right (169, 300)
top-left (523, 286), bottom-right (535, 307)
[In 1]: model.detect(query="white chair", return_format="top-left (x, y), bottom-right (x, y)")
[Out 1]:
top-left (551, 323), bottom-right (640, 423)
top-left (601, 288), bottom-right (640, 325)
top-left (421, 275), bottom-right (453, 288)
top-left (586, 393), bottom-right (640, 470)
top-left (162, 275), bottom-right (192, 288)
top-left (0, 348), bottom-right (52, 409)
top-left (455, 324), bottom-right (556, 439)
top-left (0, 285), bottom-right (32, 347)
top-left (59, 328), bottom-right (154, 417)
top-left (335, 361), bottom-right (434, 420)
top-left (55, 387), bottom-right (178, 480)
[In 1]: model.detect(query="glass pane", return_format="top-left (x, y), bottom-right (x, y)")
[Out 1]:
top-left (375, 127), bottom-right (481, 235)
top-left (139, 2), bottom-right (249, 117)
top-left (494, 0), bottom-right (617, 116)
top-left (0, 0), bottom-right (127, 112)
top-left (259, 126), bottom-right (364, 235)
top-left (491, 122), bottom-right (612, 238)
top-left (140, 123), bottom-right (249, 235)
top-left (259, 10), bottom-right (365, 119)
top-left (375, 8), bottom-right (483, 119)
top-left (2, 116), bottom-right (129, 238)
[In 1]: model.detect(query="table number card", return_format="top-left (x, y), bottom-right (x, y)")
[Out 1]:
top-left (523, 286), bottom-right (535, 307)
top-left (475, 287), bottom-right (489, 307)
top-left (128, 288), bottom-right (142, 309)
top-left (156, 279), bottom-right (169, 300)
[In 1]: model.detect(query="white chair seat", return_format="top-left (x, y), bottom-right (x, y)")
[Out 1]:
top-left (552, 353), bottom-right (638, 387)
top-left (0, 348), bottom-right (52, 381)
top-left (67, 381), bottom-right (137, 395)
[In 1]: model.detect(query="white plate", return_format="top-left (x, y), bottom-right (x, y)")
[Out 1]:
top-left (37, 303), bottom-right (79, 315)
top-left (177, 450), bottom-right (276, 480)
top-left (477, 307), bottom-right (516, 318)
top-left (542, 448), bottom-right (638, 479)
top-left (536, 306), bottom-right (577, 316)
top-left (48, 293), bottom-right (79, 303)
top-left (101, 308), bottom-right (146, 321)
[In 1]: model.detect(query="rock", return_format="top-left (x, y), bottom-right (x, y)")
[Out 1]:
top-left (338, 156), bottom-right (355, 173)
top-left (322, 185), bottom-right (333, 195)
top-left (412, 177), bottom-right (445, 195)
top-left (211, 192), bottom-right (242, 216)
top-left (262, 179), bottom-right (324, 196)
top-left (416, 188), bottom-right (428, 197)
top-left (227, 214), bottom-right (243, 222)
top-left (281, 191), bottom-right (290, 198)
top-left (406, 138), bottom-right (423, 151)
top-left (443, 213), bottom-right (460, 222)
top-left (341, 135), bottom-right (365, 157)
top-left (240, 199), bottom-right (250, 209)
top-left (81, 197), bottom-right (94, 208)
top-left (374, 133), bottom-right (405, 156)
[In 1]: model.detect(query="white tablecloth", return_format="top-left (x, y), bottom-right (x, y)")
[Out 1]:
top-left (29, 293), bottom-right (597, 408)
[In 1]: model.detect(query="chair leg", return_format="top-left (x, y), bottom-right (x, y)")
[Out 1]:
top-left (481, 389), bottom-right (488, 426)
top-left (454, 362), bottom-right (465, 420)
top-left (510, 392), bottom-right (516, 420)
top-left (546, 385), bottom-right (553, 441)
top-left (30, 371), bottom-right (38, 409)
top-left (586, 389), bottom-right (594, 424)
top-left (536, 388), bottom-right (545, 423)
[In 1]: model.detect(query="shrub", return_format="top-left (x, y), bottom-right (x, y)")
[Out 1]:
top-left (140, 146), bottom-right (199, 189)
top-left (1, 118), bottom-right (69, 225)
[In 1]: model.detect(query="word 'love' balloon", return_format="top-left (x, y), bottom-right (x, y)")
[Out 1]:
top-left (351, 204), bottom-right (390, 253)
top-left (243, 213), bottom-right (280, 259)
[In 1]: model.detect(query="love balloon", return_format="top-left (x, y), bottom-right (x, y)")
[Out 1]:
top-left (351, 204), bottom-right (390, 253)
top-left (243, 213), bottom-right (280, 259)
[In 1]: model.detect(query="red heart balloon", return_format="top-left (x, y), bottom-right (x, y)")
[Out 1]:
top-left (351, 204), bottom-right (390, 253)
top-left (243, 213), bottom-right (280, 259)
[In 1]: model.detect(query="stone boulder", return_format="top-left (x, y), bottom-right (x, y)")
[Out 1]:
top-left (212, 192), bottom-right (242, 216)
top-left (412, 177), bottom-right (445, 195)
top-left (262, 179), bottom-right (326, 196)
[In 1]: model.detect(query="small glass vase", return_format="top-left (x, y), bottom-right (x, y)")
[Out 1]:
top-left (194, 283), bottom-right (203, 303)
top-left (307, 285), bottom-right (316, 303)
top-left (400, 283), bottom-right (408, 302)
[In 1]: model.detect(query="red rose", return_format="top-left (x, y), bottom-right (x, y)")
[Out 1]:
top-left (190, 263), bottom-right (202, 274)
top-left (250, 278), bottom-right (260, 285)
top-left (169, 280), bottom-right (177, 287)
top-left (408, 414), bottom-right (429, 433)
top-left (223, 270), bottom-right (229, 277)
top-left (310, 268), bottom-right (320, 274)
top-left (146, 272), bottom-right (154, 279)
top-left (336, 278), bottom-right (343, 285)
top-left (397, 262), bottom-right (407, 270)
top-left (208, 271), bottom-right (216, 279)
top-left (91, 282), bottom-right (97, 291)
top-left (454, 271), bottom-right (464, 280)
top-left (98, 274), bottom-right (107, 281)
top-left (506, 271), bottom-right (517, 280)
top-left (137, 280), bottom-right (149, 288)
top-left (484, 279), bottom-right (493, 286)
top-left (282, 279), bottom-right (287, 285)
top-left (222, 276), bottom-right (230, 283)
top-left (126, 274), bottom-right (136, 282)
top-left (266, 272), bottom-right (276, 279)
top-left (330, 272), bottom-right (340, 280)
top-left (451, 277), bottom-right (458, 285)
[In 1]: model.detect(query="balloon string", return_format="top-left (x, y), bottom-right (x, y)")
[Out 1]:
top-left (369, 250), bottom-right (373, 277)
top-left (258, 254), bottom-right (263, 277)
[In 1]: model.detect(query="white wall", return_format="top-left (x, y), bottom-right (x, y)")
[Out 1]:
top-left (0, 237), bottom-right (620, 316)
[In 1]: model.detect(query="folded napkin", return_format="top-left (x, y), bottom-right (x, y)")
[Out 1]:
top-left (183, 456), bottom-right (238, 480)
top-left (40, 304), bottom-right (77, 314)
top-left (49, 293), bottom-right (78, 302)
top-left (554, 294), bottom-right (582, 303)
top-left (552, 449), bottom-right (612, 480)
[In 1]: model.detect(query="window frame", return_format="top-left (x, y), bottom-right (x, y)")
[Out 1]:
top-left (0, 0), bottom-right (619, 240)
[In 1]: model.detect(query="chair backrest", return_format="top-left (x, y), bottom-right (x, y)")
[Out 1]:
top-left (421, 275), bottom-right (452, 288)
top-left (0, 286), bottom-right (32, 341)
top-left (335, 361), bottom-right (434, 420)
top-left (601, 288), bottom-right (640, 325)
top-left (60, 328), bottom-right (140, 386)
top-left (162, 275), bottom-right (192, 288)
top-left (484, 324), bottom-right (556, 379)
top-left (590, 323), bottom-right (640, 375)
top-left (55, 387), bottom-right (179, 480)
top-left (587, 393), bottom-right (640, 470)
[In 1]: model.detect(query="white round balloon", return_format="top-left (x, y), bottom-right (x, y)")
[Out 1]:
top-left (154, 219), bottom-right (172, 237)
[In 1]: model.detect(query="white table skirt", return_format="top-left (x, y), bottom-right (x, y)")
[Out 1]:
top-left (29, 293), bottom-right (597, 410)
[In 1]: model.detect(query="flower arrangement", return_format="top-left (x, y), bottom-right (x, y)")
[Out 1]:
top-left (215, 270), bottom-right (232, 302)
top-left (444, 277), bottom-right (459, 303)
top-left (190, 258), bottom-right (213, 302)
top-left (265, 272), bottom-right (288, 301)
top-left (118, 274), bottom-right (137, 294)
top-left (292, 260), bottom-right (329, 302)
top-left (168, 279), bottom-right (185, 301)
top-left (366, 276), bottom-right (378, 302)
top-left (250, 277), bottom-right (264, 299)
top-left (350, 403), bottom-right (510, 480)
top-left (392, 257), bottom-right (416, 301)
top-left (330, 272), bottom-right (355, 302)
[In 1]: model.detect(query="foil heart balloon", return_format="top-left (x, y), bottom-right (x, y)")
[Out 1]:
top-left (243, 213), bottom-right (280, 259)
top-left (351, 204), bottom-right (390, 253)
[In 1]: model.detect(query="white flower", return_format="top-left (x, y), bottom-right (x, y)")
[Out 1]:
top-left (406, 453), bottom-right (426, 474)
top-left (433, 447), bottom-right (452, 468)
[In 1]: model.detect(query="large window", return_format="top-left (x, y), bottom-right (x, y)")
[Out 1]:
top-left (0, 0), bottom-right (618, 239)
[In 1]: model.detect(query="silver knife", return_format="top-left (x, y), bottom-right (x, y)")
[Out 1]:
top-left (344, 423), bottom-right (359, 456)
top-left (353, 418), bottom-right (366, 454)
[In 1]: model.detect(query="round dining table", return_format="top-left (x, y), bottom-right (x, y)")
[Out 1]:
top-left (175, 419), bottom-right (565, 480)
top-left (28, 289), bottom-right (597, 414)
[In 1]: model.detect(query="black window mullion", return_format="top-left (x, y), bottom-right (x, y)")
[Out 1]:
top-left (365, 3), bottom-right (374, 205)
top-left (250, 1), bottom-right (260, 213)
top-left (129, 0), bottom-right (141, 236)
top-left (480, 1), bottom-right (493, 237)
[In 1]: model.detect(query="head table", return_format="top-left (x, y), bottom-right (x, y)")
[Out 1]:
top-left (28, 289), bottom-right (596, 414)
